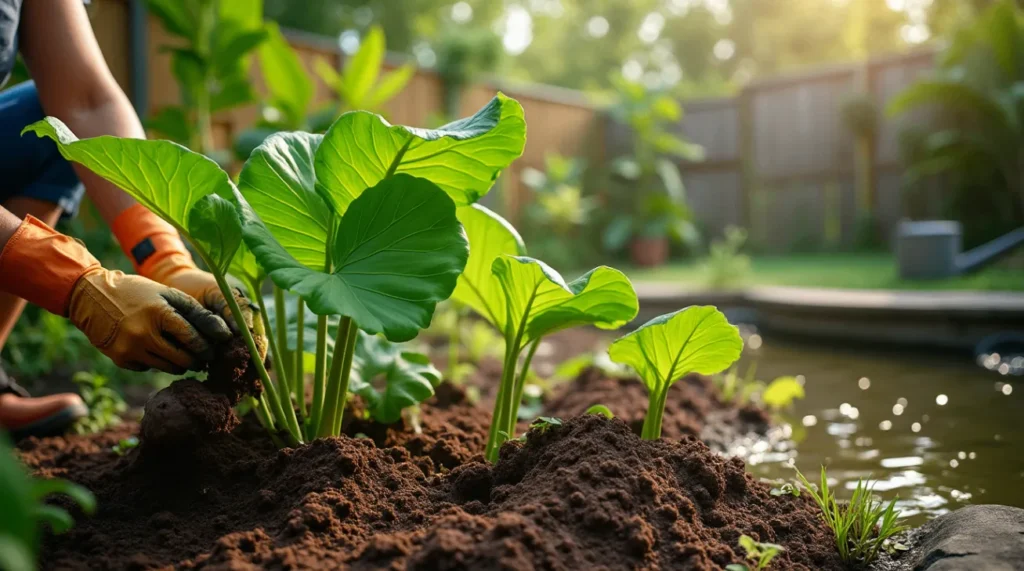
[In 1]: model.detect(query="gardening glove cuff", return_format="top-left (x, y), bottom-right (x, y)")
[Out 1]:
top-left (67, 268), bottom-right (233, 372)
top-left (0, 215), bottom-right (102, 315)
top-left (110, 203), bottom-right (256, 334)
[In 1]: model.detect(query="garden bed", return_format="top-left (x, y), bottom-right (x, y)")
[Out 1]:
top-left (19, 362), bottom-right (842, 570)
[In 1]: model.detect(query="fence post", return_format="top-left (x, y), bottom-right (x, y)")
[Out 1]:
top-left (737, 84), bottom-right (756, 241)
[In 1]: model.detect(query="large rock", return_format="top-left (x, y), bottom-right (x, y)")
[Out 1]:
top-left (880, 505), bottom-right (1024, 570)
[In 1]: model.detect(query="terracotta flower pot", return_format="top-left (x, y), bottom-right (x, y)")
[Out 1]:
top-left (630, 235), bottom-right (668, 267)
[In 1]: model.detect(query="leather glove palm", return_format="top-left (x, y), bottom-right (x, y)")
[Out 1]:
top-left (68, 269), bottom-right (233, 373)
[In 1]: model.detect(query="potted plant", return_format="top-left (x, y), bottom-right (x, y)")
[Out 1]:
top-left (601, 75), bottom-right (704, 267)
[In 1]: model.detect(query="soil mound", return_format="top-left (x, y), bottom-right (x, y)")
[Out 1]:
top-left (205, 335), bottom-right (265, 405)
top-left (140, 378), bottom-right (239, 448)
top-left (543, 366), bottom-right (770, 450)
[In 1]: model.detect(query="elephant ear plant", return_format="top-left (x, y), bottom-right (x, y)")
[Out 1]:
top-left (609, 306), bottom-right (743, 439)
top-left (452, 204), bottom-right (640, 462)
top-left (24, 94), bottom-right (527, 447)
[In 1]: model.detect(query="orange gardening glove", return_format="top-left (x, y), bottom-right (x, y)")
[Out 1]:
top-left (0, 216), bottom-right (232, 373)
top-left (110, 204), bottom-right (257, 335)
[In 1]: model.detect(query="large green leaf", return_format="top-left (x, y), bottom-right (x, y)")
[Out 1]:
top-left (239, 174), bottom-right (468, 341)
top-left (314, 94), bottom-right (526, 211)
top-left (608, 306), bottom-right (742, 395)
top-left (451, 204), bottom-right (525, 328)
top-left (188, 195), bottom-right (243, 275)
top-left (22, 117), bottom-right (234, 237)
top-left (349, 332), bottom-right (441, 424)
top-left (258, 22), bottom-right (313, 128)
top-left (490, 256), bottom-right (638, 342)
top-left (237, 132), bottom-right (331, 271)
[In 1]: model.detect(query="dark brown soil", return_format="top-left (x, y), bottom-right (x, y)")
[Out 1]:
top-left (205, 336), bottom-right (265, 405)
top-left (544, 367), bottom-right (770, 451)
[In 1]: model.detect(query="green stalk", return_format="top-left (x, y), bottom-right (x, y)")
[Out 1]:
top-left (330, 320), bottom-right (359, 436)
top-left (294, 297), bottom-right (306, 418)
top-left (484, 333), bottom-right (520, 463)
top-left (641, 385), bottom-right (669, 440)
top-left (273, 285), bottom-right (292, 398)
top-left (308, 315), bottom-right (329, 438)
top-left (317, 317), bottom-right (357, 438)
top-left (255, 292), bottom-right (294, 426)
top-left (250, 396), bottom-right (283, 448)
top-left (211, 273), bottom-right (301, 445)
top-left (505, 338), bottom-right (541, 439)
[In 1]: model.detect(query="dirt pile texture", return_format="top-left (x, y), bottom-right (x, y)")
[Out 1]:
top-left (20, 374), bottom-right (841, 570)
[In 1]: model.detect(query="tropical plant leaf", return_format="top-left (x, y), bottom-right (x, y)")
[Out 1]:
top-left (23, 118), bottom-right (235, 237)
top-left (365, 63), bottom-right (416, 110)
top-left (887, 80), bottom-right (1013, 137)
top-left (213, 25), bottom-right (268, 76)
top-left (491, 256), bottom-right (638, 341)
top-left (237, 131), bottom-right (332, 271)
top-left (314, 94), bottom-right (526, 211)
top-left (258, 22), bottom-right (313, 128)
top-left (762, 376), bottom-right (805, 410)
top-left (239, 173), bottom-right (468, 341)
top-left (143, 0), bottom-right (194, 39)
top-left (144, 106), bottom-right (191, 145)
top-left (608, 306), bottom-right (743, 394)
top-left (451, 204), bottom-right (526, 328)
top-left (349, 332), bottom-right (441, 424)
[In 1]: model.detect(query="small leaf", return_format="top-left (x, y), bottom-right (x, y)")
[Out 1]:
top-left (0, 536), bottom-right (34, 571)
top-left (33, 505), bottom-right (75, 535)
top-left (188, 195), bottom-right (243, 275)
top-left (240, 174), bottom-right (469, 342)
top-left (491, 256), bottom-right (639, 342)
top-left (365, 63), bottom-right (416, 110)
top-left (584, 404), bottom-right (614, 419)
top-left (451, 204), bottom-right (526, 329)
top-left (315, 94), bottom-right (526, 211)
top-left (762, 376), bottom-right (805, 410)
top-left (609, 306), bottom-right (743, 396)
top-left (31, 478), bottom-right (97, 515)
top-left (349, 332), bottom-right (441, 424)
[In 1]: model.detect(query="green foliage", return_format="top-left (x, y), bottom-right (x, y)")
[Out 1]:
top-left (452, 205), bottom-right (638, 461)
top-left (795, 466), bottom-right (906, 564)
top-left (889, 0), bottom-right (1024, 239)
top-left (348, 333), bottom-right (442, 424)
top-left (521, 154), bottom-right (597, 270)
top-left (713, 364), bottom-right (805, 411)
top-left (609, 306), bottom-right (742, 440)
top-left (729, 535), bottom-right (785, 571)
top-left (528, 416), bottom-right (562, 434)
top-left (1, 433), bottom-right (95, 571)
top-left (840, 94), bottom-right (879, 138)
top-left (761, 376), bottom-right (805, 410)
top-left (111, 437), bottom-right (140, 456)
top-left (703, 226), bottom-right (751, 289)
top-left (584, 404), bottom-right (614, 419)
top-left (770, 482), bottom-right (801, 497)
top-left (436, 26), bottom-right (503, 118)
top-left (145, 0), bottom-right (268, 156)
top-left (602, 76), bottom-right (704, 254)
top-left (314, 25), bottom-right (416, 115)
top-left (72, 372), bottom-right (127, 435)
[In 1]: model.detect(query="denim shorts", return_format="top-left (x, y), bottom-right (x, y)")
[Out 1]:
top-left (0, 81), bottom-right (84, 218)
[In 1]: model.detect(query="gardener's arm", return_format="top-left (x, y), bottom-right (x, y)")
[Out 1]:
top-left (18, 0), bottom-right (257, 335)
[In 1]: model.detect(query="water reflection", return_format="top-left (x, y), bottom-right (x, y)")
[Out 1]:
top-left (731, 334), bottom-right (1024, 527)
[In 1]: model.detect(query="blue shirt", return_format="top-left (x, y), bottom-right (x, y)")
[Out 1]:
top-left (0, 0), bottom-right (21, 88)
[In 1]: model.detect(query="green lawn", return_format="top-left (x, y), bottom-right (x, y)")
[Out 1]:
top-left (624, 253), bottom-right (1024, 291)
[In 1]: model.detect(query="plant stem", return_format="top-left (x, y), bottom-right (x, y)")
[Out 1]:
top-left (506, 338), bottom-right (541, 439)
top-left (250, 396), bottom-right (283, 448)
top-left (273, 285), bottom-right (291, 397)
top-left (317, 317), bottom-right (357, 438)
top-left (641, 385), bottom-right (669, 440)
top-left (330, 320), bottom-right (359, 436)
top-left (294, 297), bottom-right (306, 418)
top-left (255, 291), bottom-right (293, 425)
top-left (308, 315), bottom-right (329, 438)
top-left (485, 333), bottom-right (520, 463)
top-left (212, 273), bottom-right (301, 445)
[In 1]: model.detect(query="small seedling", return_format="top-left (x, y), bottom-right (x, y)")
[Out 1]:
top-left (584, 404), bottom-right (614, 419)
top-left (529, 417), bottom-right (562, 434)
top-left (769, 482), bottom-right (800, 497)
top-left (72, 372), bottom-right (126, 435)
top-left (608, 306), bottom-right (743, 440)
top-left (795, 466), bottom-right (906, 564)
top-left (726, 535), bottom-right (785, 571)
top-left (452, 204), bottom-right (638, 462)
top-left (111, 437), bottom-right (139, 456)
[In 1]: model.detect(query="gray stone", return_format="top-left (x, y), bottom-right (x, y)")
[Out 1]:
top-left (876, 505), bottom-right (1024, 571)
top-left (896, 220), bottom-right (962, 279)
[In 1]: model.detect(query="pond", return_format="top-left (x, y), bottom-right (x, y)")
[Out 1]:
top-left (738, 332), bottom-right (1024, 527)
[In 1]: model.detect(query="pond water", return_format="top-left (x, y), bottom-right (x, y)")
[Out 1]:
top-left (737, 332), bottom-right (1024, 527)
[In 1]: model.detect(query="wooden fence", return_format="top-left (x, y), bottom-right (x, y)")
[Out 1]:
top-left (90, 0), bottom-right (942, 251)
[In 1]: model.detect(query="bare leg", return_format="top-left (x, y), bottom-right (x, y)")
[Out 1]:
top-left (0, 197), bottom-right (63, 351)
